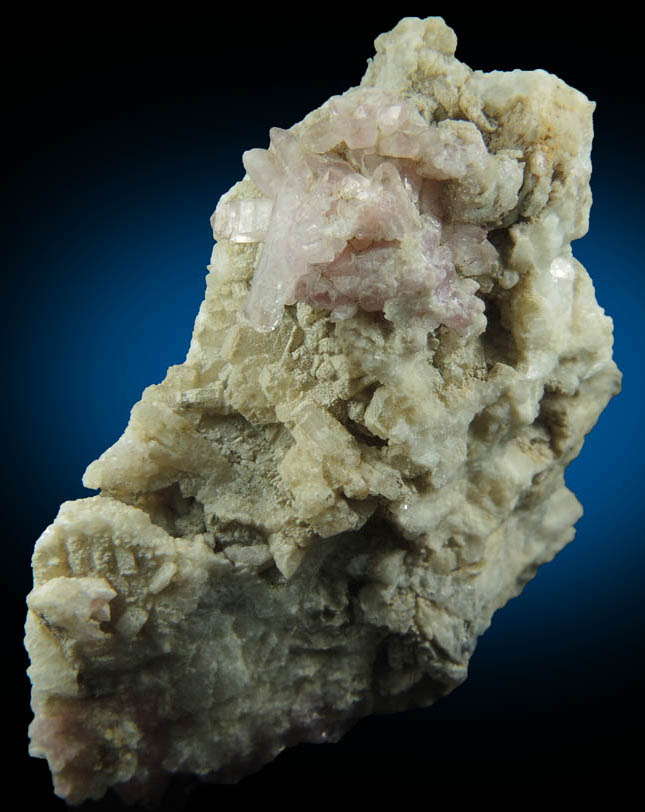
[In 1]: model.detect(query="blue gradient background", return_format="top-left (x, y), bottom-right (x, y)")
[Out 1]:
top-left (4, 10), bottom-right (643, 805)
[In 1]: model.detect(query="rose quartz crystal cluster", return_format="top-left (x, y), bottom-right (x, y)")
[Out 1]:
top-left (212, 88), bottom-right (499, 338)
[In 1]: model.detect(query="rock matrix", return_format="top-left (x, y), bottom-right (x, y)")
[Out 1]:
top-left (25, 16), bottom-right (621, 804)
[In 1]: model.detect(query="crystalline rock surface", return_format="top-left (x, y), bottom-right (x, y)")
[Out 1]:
top-left (25, 17), bottom-right (621, 804)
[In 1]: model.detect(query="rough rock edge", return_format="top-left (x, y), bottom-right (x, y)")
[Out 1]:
top-left (25, 16), bottom-right (621, 805)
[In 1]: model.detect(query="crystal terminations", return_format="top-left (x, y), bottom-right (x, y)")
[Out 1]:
top-left (25, 17), bottom-right (621, 804)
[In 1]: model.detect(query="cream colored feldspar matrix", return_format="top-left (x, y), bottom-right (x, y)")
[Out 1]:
top-left (26, 16), bottom-right (620, 804)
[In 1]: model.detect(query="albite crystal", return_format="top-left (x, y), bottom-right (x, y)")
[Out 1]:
top-left (25, 16), bottom-right (621, 804)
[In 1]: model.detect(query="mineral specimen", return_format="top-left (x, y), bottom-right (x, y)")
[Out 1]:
top-left (25, 16), bottom-right (621, 805)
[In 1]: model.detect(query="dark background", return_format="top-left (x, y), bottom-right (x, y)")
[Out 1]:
top-left (4, 7), bottom-right (643, 806)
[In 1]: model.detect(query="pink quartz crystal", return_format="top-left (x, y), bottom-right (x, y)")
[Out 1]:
top-left (211, 88), bottom-right (497, 336)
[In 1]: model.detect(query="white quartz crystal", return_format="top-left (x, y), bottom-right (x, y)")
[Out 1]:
top-left (25, 16), bottom-right (621, 804)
